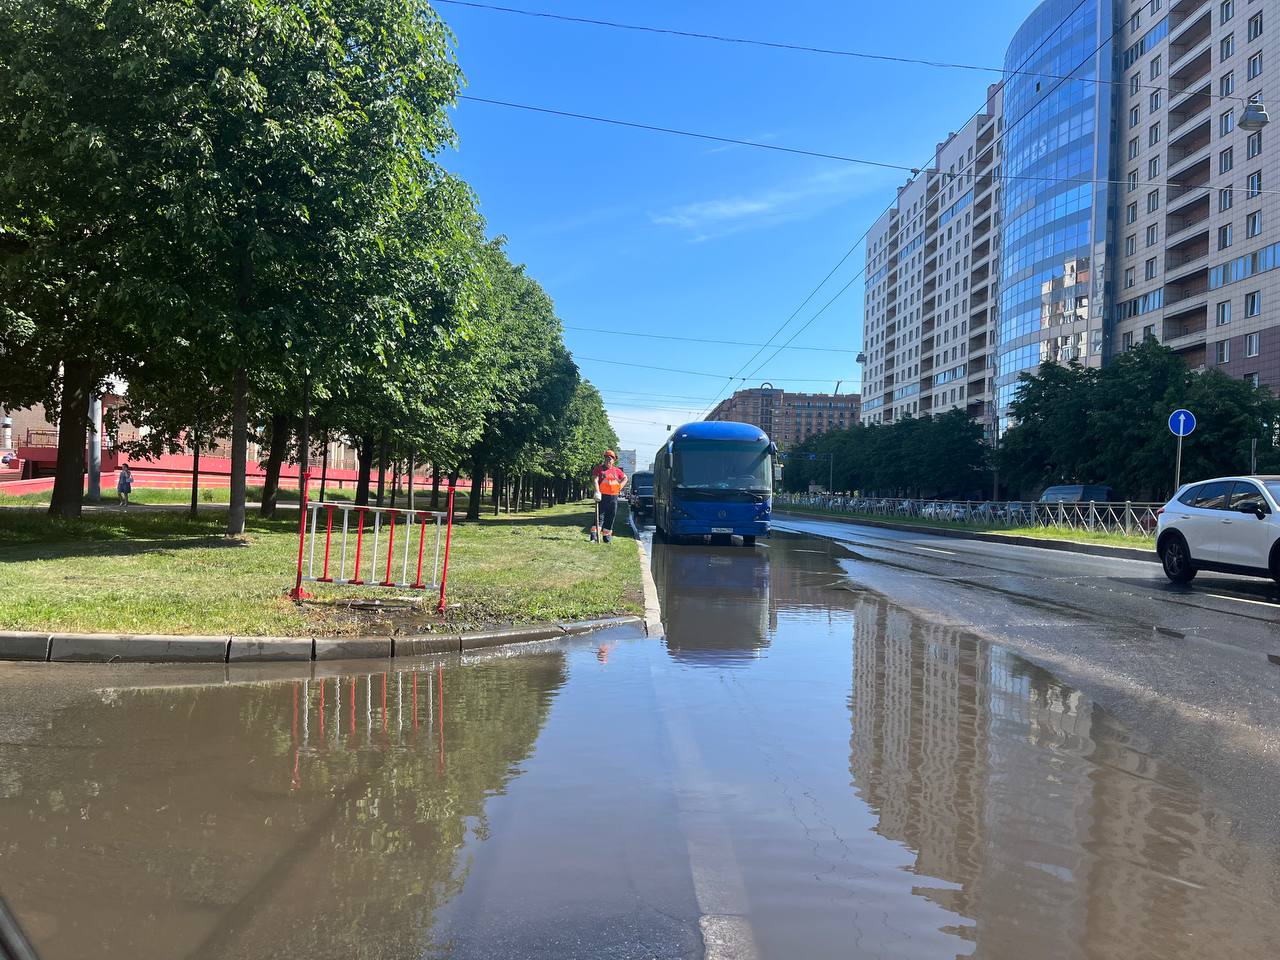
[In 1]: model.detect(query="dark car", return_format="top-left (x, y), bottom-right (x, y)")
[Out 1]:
top-left (1038, 484), bottom-right (1114, 504)
top-left (629, 470), bottom-right (654, 515)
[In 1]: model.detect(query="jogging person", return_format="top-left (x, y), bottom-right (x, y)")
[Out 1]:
top-left (591, 450), bottom-right (628, 543)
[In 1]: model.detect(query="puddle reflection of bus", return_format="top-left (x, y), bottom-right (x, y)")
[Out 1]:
top-left (652, 537), bottom-right (772, 665)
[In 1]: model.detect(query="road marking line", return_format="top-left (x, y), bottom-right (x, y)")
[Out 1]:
top-left (1205, 593), bottom-right (1280, 608)
top-left (912, 545), bottom-right (956, 555)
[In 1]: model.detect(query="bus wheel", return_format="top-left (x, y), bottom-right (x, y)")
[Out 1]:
top-left (742, 535), bottom-right (757, 547)
top-left (711, 534), bottom-right (732, 546)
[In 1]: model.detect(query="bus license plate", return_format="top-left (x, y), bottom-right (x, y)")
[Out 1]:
top-left (711, 527), bottom-right (733, 533)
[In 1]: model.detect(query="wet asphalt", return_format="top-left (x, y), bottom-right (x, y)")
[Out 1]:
top-left (1, 516), bottom-right (1279, 958)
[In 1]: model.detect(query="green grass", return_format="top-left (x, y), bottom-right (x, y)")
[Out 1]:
top-left (0, 500), bottom-right (640, 636)
top-left (777, 504), bottom-right (1155, 549)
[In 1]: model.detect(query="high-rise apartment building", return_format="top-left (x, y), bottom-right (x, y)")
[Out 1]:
top-left (706, 384), bottom-right (860, 447)
top-left (862, 0), bottom-right (1277, 428)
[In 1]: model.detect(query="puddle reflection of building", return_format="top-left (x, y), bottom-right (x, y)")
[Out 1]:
top-left (849, 594), bottom-right (1280, 959)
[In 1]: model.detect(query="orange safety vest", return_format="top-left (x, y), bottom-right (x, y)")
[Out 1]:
top-left (596, 465), bottom-right (626, 496)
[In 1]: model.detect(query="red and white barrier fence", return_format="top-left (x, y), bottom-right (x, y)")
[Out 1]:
top-left (291, 474), bottom-right (456, 614)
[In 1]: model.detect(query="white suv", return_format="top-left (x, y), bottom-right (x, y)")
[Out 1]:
top-left (1156, 475), bottom-right (1280, 583)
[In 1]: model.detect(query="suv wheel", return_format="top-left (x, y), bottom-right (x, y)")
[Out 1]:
top-left (1160, 534), bottom-right (1197, 583)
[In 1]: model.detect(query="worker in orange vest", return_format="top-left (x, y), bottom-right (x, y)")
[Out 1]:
top-left (591, 449), bottom-right (628, 543)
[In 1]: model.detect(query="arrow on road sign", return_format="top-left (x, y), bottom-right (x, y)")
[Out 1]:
top-left (1168, 408), bottom-right (1197, 438)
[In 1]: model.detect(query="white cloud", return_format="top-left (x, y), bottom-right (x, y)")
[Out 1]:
top-left (650, 166), bottom-right (890, 241)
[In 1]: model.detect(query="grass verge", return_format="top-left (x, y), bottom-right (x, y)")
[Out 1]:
top-left (0, 483), bottom-right (466, 508)
top-left (0, 500), bottom-right (641, 636)
top-left (777, 505), bottom-right (1155, 550)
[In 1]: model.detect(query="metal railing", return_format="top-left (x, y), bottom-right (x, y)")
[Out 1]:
top-left (776, 494), bottom-right (1162, 537)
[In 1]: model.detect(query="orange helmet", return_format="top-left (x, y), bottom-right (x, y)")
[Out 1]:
top-left (604, 449), bottom-right (616, 459)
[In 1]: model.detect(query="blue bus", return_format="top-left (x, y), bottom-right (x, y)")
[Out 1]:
top-left (652, 421), bottom-right (776, 545)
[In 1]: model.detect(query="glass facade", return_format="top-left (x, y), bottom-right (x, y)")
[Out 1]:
top-left (996, 0), bottom-right (1120, 419)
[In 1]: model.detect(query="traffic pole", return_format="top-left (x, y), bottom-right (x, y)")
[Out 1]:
top-left (1174, 434), bottom-right (1183, 493)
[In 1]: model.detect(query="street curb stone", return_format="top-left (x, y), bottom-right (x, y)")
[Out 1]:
top-left (0, 632), bottom-right (52, 661)
top-left (0, 617), bottom-right (644, 664)
top-left (776, 510), bottom-right (1157, 564)
top-left (49, 633), bottom-right (231, 663)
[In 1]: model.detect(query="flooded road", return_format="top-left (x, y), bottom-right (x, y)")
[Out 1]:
top-left (3, 530), bottom-right (1280, 957)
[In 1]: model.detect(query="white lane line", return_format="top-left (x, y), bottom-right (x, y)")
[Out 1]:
top-left (1205, 593), bottom-right (1280, 608)
top-left (911, 545), bottom-right (956, 555)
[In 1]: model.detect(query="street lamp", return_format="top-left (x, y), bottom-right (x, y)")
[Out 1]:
top-left (1240, 99), bottom-right (1270, 131)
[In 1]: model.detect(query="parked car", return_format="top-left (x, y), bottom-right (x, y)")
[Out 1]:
top-left (1039, 484), bottom-right (1114, 503)
top-left (0, 453), bottom-right (14, 466)
top-left (629, 470), bottom-right (654, 515)
top-left (1156, 475), bottom-right (1280, 583)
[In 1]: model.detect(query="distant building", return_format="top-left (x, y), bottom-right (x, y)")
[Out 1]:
top-left (705, 384), bottom-right (860, 448)
top-left (617, 449), bottom-right (637, 475)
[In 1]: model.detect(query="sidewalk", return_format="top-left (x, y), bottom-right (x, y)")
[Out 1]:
top-left (774, 509), bottom-right (1157, 563)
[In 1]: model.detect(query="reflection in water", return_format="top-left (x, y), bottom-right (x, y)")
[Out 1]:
top-left (849, 594), bottom-right (1280, 959)
top-left (0, 654), bottom-right (566, 960)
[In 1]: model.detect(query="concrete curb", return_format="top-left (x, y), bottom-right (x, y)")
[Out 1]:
top-left (635, 538), bottom-right (664, 637)
top-left (775, 510), bottom-right (1158, 564)
top-left (0, 616), bottom-right (643, 665)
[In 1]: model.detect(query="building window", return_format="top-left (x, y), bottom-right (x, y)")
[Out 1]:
top-left (1222, 72), bottom-right (1236, 97)
top-left (1128, 168), bottom-right (1139, 191)
top-left (1221, 34), bottom-right (1235, 61)
top-left (1125, 233), bottom-right (1137, 256)
top-left (1217, 300), bottom-right (1232, 326)
top-left (1144, 324), bottom-right (1156, 341)
top-left (1145, 257), bottom-right (1158, 280)
top-left (1151, 54), bottom-right (1162, 79)
top-left (1221, 110), bottom-right (1236, 136)
top-left (1247, 169), bottom-right (1263, 197)
top-left (1220, 186), bottom-right (1235, 211)
top-left (1130, 105), bottom-right (1141, 128)
top-left (1149, 155), bottom-right (1161, 179)
top-left (1217, 340), bottom-right (1231, 364)
top-left (1149, 122), bottom-right (1161, 146)
top-left (1147, 189), bottom-right (1160, 213)
top-left (1248, 12), bottom-right (1262, 42)
top-left (1125, 267), bottom-right (1136, 289)
top-left (1248, 51), bottom-right (1263, 79)
top-left (1246, 290), bottom-right (1261, 317)
top-left (1247, 210), bottom-right (1262, 237)
top-left (1126, 201), bottom-right (1138, 224)
top-left (1123, 331), bottom-right (1134, 351)
top-left (1247, 372), bottom-right (1260, 388)
top-left (1221, 146), bottom-right (1235, 174)
top-left (1247, 332), bottom-right (1260, 357)
top-left (1150, 89), bottom-right (1162, 112)
top-left (1247, 130), bottom-right (1262, 159)
top-left (1146, 223), bottom-right (1159, 246)
top-left (1221, 0), bottom-right (1234, 24)
top-left (1219, 223), bottom-right (1234, 249)
top-left (1128, 136), bottom-right (1140, 160)
top-left (1130, 72), bottom-right (1141, 95)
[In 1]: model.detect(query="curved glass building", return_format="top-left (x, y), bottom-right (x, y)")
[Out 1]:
top-left (996, 0), bottom-right (1120, 421)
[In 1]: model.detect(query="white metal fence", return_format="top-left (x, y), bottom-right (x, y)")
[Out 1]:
top-left (776, 494), bottom-right (1162, 537)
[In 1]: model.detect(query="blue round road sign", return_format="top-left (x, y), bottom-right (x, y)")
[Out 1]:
top-left (1168, 408), bottom-right (1197, 437)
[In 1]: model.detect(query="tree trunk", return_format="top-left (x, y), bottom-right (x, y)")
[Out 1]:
top-left (189, 437), bottom-right (201, 519)
top-left (376, 429), bottom-right (389, 507)
top-left (431, 465), bottom-right (441, 509)
top-left (492, 467), bottom-right (503, 516)
top-left (355, 436), bottom-right (374, 506)
top-left (227, 365), bottom-right (249, 536)
top-left (49, 359), bottom-right (95, 519)
top-left (259, 412), bottom-right (290, 518)
top-left (466, 460), bottom-right (483, 521)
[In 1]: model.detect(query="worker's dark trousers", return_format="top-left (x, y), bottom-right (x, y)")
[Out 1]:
top-left (599, 494), bottom-right (618, 532)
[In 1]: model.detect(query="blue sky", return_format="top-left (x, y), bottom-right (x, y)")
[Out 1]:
top-left (440, 0), bottom-right (1033, 464)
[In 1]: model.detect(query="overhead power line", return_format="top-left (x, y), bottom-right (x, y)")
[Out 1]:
top-left (576, 354), bottom-right (859, 385)
top-left (565, 325), bottom-right (857, 353)
top-left (437, 0), bottom-right (1250, 106)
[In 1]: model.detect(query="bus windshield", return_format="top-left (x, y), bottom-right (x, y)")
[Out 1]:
top-left (674, 440), bottom-right (772, 493)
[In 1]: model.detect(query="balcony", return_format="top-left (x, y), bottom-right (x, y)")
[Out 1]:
top-left (970, 285), bottom-right (990, 308)
top-left (1169, 8), bottom-right (1211, 65)
top-left (1169, 0), bottom-right (1209, 29)
top-left (1169, 82), bottom-right (1211, 134)
top-left (1165, 192), bottom-right (1210, 241)
top-left (969, 333), bottom-right (987, 355)
top-left (1164, 286), bottom-right (1209, 319)
top-left (1167, 118), bottom-right (1211, 168)
top-left (1167, 156), bottom-right (1210, 205)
